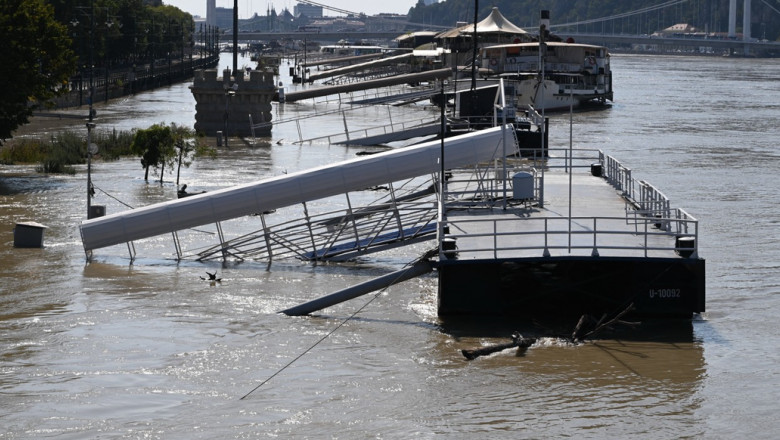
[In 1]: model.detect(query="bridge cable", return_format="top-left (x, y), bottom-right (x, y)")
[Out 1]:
top-left (552, 0), bottom-right (688, 29)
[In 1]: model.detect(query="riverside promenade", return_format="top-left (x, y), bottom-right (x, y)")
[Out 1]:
top-left (49, 54), bottom-right (219, 110)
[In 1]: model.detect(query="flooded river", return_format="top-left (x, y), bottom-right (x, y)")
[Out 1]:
top-left (2, 53), bottom-right (780, 438)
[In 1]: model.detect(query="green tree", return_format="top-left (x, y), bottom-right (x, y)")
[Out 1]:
top-left (0, 0), bottom-right (76, 144)
top-left (131, 123), bottom-right (175, 182)
top-left (168, 122), bottom-right (213, 186)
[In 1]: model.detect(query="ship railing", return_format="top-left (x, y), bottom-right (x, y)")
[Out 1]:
top-left (518, 148), bottom-right (669, 217)
top-left (505, 61), bottom-right (580, 73)
top-left (532, 148), bottom-right (685, 232)
top-left (503, 61), bottom-right (603, 76)
top-left (437, 147), bottom-right (699, 259)
top-left (443, 165), bottom-right (534, 209)
top-left (602, 152), bottom-right (636, 200)
top-left (439, 214), bottom-right (699, 259)
top-left (635, 180), bottom-right (672, 231)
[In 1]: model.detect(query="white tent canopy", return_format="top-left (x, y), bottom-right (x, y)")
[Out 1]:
top-left (436, 7), bottom-right (529, 39)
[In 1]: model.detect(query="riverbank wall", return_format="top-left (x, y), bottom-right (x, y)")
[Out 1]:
top-left (46, 55), bottom-right (220, 110)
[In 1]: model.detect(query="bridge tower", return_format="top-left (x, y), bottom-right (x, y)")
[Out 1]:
top-left (729, 0), bottom-right (737, 38)
top-left (729, 0), bottom-right (752, 41)
top-left (207, 0), bottom-right (216, 27)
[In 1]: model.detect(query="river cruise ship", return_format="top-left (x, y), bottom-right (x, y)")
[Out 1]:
top-left (479, 41), bottom-right (614, 111)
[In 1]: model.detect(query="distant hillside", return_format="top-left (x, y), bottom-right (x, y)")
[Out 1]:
top-left (408, 0), bottom-right (779, 41)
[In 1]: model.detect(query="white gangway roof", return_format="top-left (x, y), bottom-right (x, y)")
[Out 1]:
top-left (80, 125), bottom-right (515, 252)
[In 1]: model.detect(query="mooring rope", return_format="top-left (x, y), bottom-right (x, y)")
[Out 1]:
top-left (94, 186), bottom-right (134, 209)
top-left (239, 249), bottom-right (437, 400)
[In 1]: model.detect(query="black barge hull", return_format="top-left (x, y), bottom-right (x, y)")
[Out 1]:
top-left (437, 256), bottom-right (705, 319)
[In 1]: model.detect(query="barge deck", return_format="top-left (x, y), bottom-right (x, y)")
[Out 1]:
top-left (436, 149), bottom-right (705, 319)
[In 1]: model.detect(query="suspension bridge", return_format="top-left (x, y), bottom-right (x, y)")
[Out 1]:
top-left (230, 0), bottom-right (778, 56)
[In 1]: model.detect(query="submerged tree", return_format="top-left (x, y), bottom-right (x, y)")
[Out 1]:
top-left (131, 122), bottom-right (210, 183)
top-left (131, 123), bottom-right (175, 182)
top-left (0, 0), bottom-right (76, 144)
top-left (169, 123), bottom-right (212, 186)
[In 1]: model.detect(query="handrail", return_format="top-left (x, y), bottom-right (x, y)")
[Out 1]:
top-left (441, 214), bottom-right (698, 259)
top-left (295, 115), bottom-right (439, 145)
top-left (438, 145), bottom-right (699, 260)
top-left (194, 176), bottom-right (441, 262)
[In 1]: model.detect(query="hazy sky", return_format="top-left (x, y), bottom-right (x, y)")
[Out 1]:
top-left (162, 1), bottom-right (421, 18)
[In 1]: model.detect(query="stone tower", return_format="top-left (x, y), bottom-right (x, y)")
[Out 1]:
top-left (190, 68), bottom-right (276, 138)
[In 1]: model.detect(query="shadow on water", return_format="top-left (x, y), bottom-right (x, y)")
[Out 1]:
top-left (438, 313), bottom-right (697, 343)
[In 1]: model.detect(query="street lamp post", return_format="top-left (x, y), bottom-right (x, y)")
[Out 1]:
top-left (104, 15), bottom-right (118, 103)
top-left (70, 19), bottom-right (84, 106)
top-left (73, 1), bottom-right (98, 219)
top-left (86, 122), bottom-right (96, 218)
top-left (223, 82), bottom-right (238, 147)
top-left (88, 0), bottom-right (95, 122)
top-left (149, 17), bottom-right (155, 85)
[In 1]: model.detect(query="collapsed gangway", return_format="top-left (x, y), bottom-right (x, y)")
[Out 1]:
top-left (282, 68), bottom-right (451, 103)
top-left (80, 125), bottom-right (517, 262)
top-left (301, 52), bottom-right (388, 69)
top-left (306, 53), bottom-right (415, 82)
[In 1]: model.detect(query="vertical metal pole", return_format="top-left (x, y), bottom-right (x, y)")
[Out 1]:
top-left (500, 79), bottom-right (507, 210)
top-left (104, 12), bottom-right (109, 104)
top-left (89, 0), bottom-right (94, 122)
top-left (538, 10), bottom-right (549, 208)
top-left (438, 81), bottom-right (447, 259)
top-left (260, 214), bottom-right (274, 262)
top-left (302, 202), bottom-right (318, 259)
top-left (232, 0), bottom-right (238, 73)
top-left (568, 88), bottom-right (573, 252)
top-left (86, 122), bottom-right (93, 218)
top-left (471, 0), bottom-right (479, 92)
top-left (387, 106), bottom-right (393, 129)
top-left (172, 231), bottom-right (182, 260)
top-left (342, 111), bottom-right (350, 142)
top-left (224, 90), bottom-right (229, 147)
top-left (344, 192), bottom-right (361, 250)
top-left (440, 80), bottom-right (446, 185)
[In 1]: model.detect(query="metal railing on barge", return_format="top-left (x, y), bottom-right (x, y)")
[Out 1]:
top-left (438, 147), bottom-right (700, 260)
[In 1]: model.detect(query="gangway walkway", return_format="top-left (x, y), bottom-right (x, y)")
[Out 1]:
top-left (298, 117), bottom-right (441, 146)
top-left (252, 105), bottom-right (439, 146)
top-left (252, 87), bottom-right (446, 145)
top-left (193, 179), bottom-right (440, 262)
top-left (281, 68), bottom-right (451, 102)
top-left (80, 126), bottom-right (516, 261)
